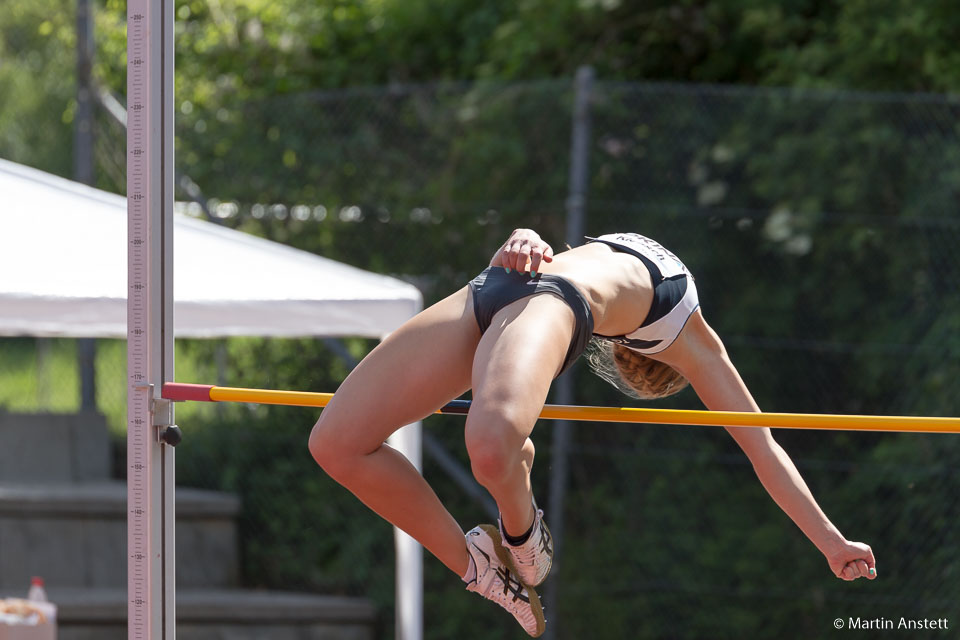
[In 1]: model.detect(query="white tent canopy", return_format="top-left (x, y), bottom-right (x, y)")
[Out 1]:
top-left (0, 158), bottom-right (422, 338)
top-left (0, 157), bottom-right (425, 637)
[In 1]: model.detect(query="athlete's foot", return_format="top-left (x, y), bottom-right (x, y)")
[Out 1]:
top-left (465, 525), bottom-right (546, 637)
top-left (501, 505), bottom-right (554, 587)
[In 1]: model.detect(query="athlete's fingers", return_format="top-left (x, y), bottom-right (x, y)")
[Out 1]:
top-left (863, 545), bottom-right (877, 578)
top-left (502, 241), bottom-right (521, 271)
top-left (498, 229), bottom-right (551, 272)
top-left (843, 560), bottom-right (870, 580)
top-left (842, 543), bottom-right (877, 580)
top-left (528, 247), bottom-right (543, 273)
top-left (517, 243), bottom-right (533, 272)
top-left (529, 243), bottom-right (554, 273)
top-left (846, 562), bottom-right (862, 580)
top-left (840, 564), bottom-right (857, 581)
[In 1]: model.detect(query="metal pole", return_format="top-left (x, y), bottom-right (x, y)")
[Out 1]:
top-left (126, 1), bottom-right (177, 638)
top-left (75, 0), bottom-right (95, 186)
top-left (76, 0), bottom-right (97, 411)
top-left (543, 65), bottom-right (594, 639)
top-left (387, 422), bottom-right (424, 640)
top-left (78, 338), bottom-right (97, 411)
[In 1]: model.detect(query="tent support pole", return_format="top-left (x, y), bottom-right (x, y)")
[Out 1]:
top-left (387, 421), bottom-right (424, 640)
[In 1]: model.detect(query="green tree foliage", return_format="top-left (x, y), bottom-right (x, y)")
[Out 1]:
top-left (7, 0), bottom-right (960, 180)
top-left (2, 2), bottom-right (958, 639)
top-left (0, 1), bottom-right (80, 175)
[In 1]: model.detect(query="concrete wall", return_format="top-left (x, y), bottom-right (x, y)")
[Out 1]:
top-left (0, 412), bottom-right (111, 483)
top-left (0, 483), bottom-right (241, 590)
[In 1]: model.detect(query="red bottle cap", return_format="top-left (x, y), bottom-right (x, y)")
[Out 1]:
top-left (31, 577), bottom-right (44, 586)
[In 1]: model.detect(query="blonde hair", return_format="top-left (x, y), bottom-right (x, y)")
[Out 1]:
top-left (585, 338), bottom-right (689, 400)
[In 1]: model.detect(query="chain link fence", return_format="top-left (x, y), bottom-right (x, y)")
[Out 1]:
top-left (2, 74), bottom-right (959, 639)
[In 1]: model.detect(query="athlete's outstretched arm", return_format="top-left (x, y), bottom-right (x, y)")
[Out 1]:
top-left (662, 311), bottom-right (877, 581)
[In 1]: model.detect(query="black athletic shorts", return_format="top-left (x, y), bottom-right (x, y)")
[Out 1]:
top-left (467, 267), bottom-right (594, 376)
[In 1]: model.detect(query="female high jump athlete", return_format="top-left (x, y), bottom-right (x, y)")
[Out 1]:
top-left (309, 228), bottom-right (876, 637)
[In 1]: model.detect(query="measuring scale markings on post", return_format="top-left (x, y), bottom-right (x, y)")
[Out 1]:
top-left (127, 2), bottom-right (177, 639)
top-left (127, 6), bottom-right (150, 639)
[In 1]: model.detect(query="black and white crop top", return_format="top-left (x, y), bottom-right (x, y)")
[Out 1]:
top-left (586, 233), bottom-right (700, 355)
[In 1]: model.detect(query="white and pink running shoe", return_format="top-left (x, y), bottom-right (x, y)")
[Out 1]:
top-left (465, 525), bottom-right (546, 637)
top-left (500, 506), bottom-right (554, 587)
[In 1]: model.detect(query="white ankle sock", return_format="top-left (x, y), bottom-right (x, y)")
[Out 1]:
top-left (461, 554), bottom-right (477, 584)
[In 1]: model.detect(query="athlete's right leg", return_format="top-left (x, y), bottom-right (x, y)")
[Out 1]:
top-left (308, 286), bottom-right (479, 576)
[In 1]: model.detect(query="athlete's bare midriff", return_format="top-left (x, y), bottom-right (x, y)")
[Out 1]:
top-left (534, 242), bottom-right (655, 336)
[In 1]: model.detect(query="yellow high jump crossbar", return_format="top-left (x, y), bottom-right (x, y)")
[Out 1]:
top-left (162, 383), bottom-right (960, 434)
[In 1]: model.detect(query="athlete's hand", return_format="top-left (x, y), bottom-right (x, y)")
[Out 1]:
top-left (826, 540), bottom-right (877, 581)
top-left (491, 228), bottom-right (554, 274)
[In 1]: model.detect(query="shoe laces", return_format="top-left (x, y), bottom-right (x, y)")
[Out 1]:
top-left (512, 540), bottom-right (541, 567)
top-left (510, 510), bottom-right (551, 566)
top-left (489, 565), bottom-right (531, 607)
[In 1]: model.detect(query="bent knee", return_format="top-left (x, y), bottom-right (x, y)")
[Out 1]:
top-left (308, 420), bottom-right (335, 468)
top-left (467, 442), bottom-right (514, 486)
top-left (465, 414), bottom-right (528, 485)
top-left (309, 417), bottom-right (358, 479)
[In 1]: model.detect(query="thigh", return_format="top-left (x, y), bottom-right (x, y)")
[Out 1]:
top-left (315, 286), bottom-right (481, 453)
top-left (468, 294), bottom-right (575, 441)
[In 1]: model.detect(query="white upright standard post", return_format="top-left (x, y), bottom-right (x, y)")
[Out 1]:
top-left (126, 1), bottom-right (177, 639)
top-left (387, 422), bottom-right (424, 640)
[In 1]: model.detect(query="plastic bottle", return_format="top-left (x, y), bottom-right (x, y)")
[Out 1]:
top-left (27, 576), bottom-right (48, 603)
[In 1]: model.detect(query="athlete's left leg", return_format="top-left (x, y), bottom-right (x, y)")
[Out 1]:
top-left (464, 293), bottom-right (575, 539)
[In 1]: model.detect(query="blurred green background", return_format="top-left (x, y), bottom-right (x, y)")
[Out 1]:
top-left (1, 1), bottom-right (958, 638)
